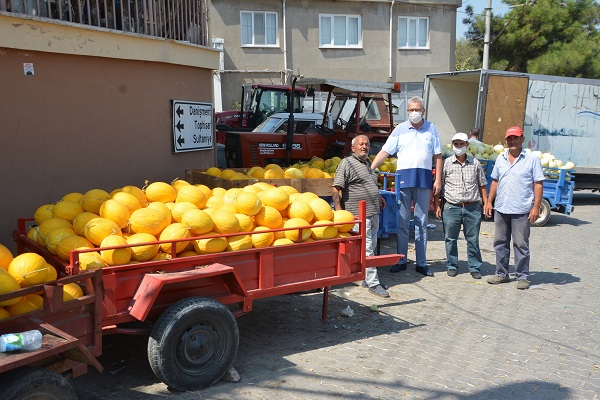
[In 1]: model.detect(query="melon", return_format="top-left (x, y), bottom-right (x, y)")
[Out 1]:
top-left (259, 188), bottom-right (289, 211)
top-left (7, 294), bottom-right (43, 316)
top-left (78, 250), bottom-right (107, 270)
top-left (278, 185), bottom-right (299, 195)
top-left (45, 264), bottom-right (58, 282)
top-left (120, 185), bottom-right (148, 207)
top-left (235, 213), bottom-right (254, 233)
top-left (287, 201), bottom-right (314, 223)
top-left (171, 202), bottom-right (199, 223)
top-left (0, 244), bottom-right (14, 271)
top-left (146, 202), bottom-right (172, 224)
top-left (56, 236), bottom-right (94, 261)
top-left (193, 184), bottom-right (213, 199)
top-left (284, 168), bottom-right (304, 179)
top-left (127, 233), bottom-right (159, 262)
top-left (52, 200), bottom-right (85, 223)
top-left (219, 169), bottom-right (237, 180)
top-left (8, 253), bottom-right (49, 287)
top-left (84, 217), bottom-right (122, 246)
top-left (305, 168), bottom-right (325, 179)
top-left (333, 210), bottom-right (356, 233)
top-left (309, 198), bottom-right (334, 221)
top-left (99, 199), bottom-right (131, 228)
top-left (100, 235), bottom-right (132, 266)
top-left (211, 187), bottom-right (227, 197)
top-left (0, 268), bottom-right (22, 307)
top-left (242, 184), bottom-right (262, 194)
top-left (297, 192), bottom-right (319, 203)
top-left (81, 189), bottom-right (111, 214)
top-left (219, 203), bottom-right (238, 214)
top-left (283, 218), bottom-right (312, 242)
top-left (37, 217), bottom-right (73, 246)
top-left (235, 192), bottom-right (262, 216)
top-left (151, 253), bottom-right (172, 261)
top-left (178, 250), bottom-right (200, 257)
top-left (111, 191), bottom-right (142, 214)
top-left (0, 307), bottom-right (10, 320)
top-left (192, 234), bottom-right (228, 254)
top-left (181, 209), bottom-right (214, 235)
top-left (205, 195), bottom-right (224, 209)
top-left (159, 223), bottom-right (191, 254)
top-left (34, 204), bottom-right (55, 225)
top-left (45, 227), bottom-right (77, 255)
top-left (62, 192), bottom-right (84, 203)
top-left (210, 209), bottom-right (240, 234)
top-left (250, 226), bottom-right (274, 248)
top-left (176, 185), bottom-right (207, 209)
top-left (311, 220), bottom-right (338, 240)
top-left (144, 181), bottom-right (177, 203)
top-left (72, 212), bottom-right (100, 236)
top-left (62, 283), bottom-right (84, 302)
top-left (171, 179), bottom-right (190, 191)
top-left (226, 235), bottom-right (252, 252)
top-left (253, 182), bottom-right (275, 191)
top-left (205, 167), bottom-right (221, 177)
top-left (222, 188), bottom-right (243, 205)
top-left (255, 206), bottom-right (283, 229)
top-left (272, 238), bottom-right (294, 246)
top-left (128, 207), bottom-right (170, 237)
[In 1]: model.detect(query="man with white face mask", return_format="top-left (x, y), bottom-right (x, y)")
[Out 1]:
top-left (370, 97), bottom-right (442, 277)
top-left (434, 132), bottom-right (488, 279)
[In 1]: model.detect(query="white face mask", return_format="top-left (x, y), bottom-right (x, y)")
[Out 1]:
top-left (453, 146), bottom-right (467, 156)
top-left (408, 111), bottom-right (423, 124)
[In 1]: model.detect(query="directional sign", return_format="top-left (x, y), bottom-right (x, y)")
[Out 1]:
top-left (171, 100), bottom-right (213, 153)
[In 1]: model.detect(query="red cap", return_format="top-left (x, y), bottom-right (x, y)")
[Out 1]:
top-left (505, 126), bottom-right (523, 138)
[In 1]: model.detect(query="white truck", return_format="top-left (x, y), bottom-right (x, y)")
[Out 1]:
top-left (423, 69), bottom-right (600, 191)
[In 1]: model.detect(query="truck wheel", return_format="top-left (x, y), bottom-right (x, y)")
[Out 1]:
top-left (0, 366), bottom-right (77, 400)
top-left (531, 199), bottom-right (551, 227)
top-left (148, 297), bottom-right (239, 391)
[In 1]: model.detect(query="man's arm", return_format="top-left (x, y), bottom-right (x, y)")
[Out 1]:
top-left (331, 186), bottom-right (343, 211)
top-left (370, 150), bottom-right (390, 171)
top-left (433, 154), bottom-right (443, 196)
top-left (528, 181), bottom-right (543, 223)
top-left (484, 180), bottom-right (498, 218)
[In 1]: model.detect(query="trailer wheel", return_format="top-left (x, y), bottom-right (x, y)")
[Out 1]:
top-left (531, 199), bottom-right (551, 227)
top-left (148, 297), bottom-right (239, 391)
top-left (0, 366), bottom-right (77, 400)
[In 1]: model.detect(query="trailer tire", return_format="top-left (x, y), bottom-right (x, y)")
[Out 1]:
top-left (531, 199), bottom-right (551, 227)
top-left (0, 366), bottom-right (77, 400)
top-left (148, 297), bottom-right (239, 391)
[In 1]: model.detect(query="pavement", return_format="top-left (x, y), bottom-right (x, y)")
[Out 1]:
top-left (72, 191), bottom-right (600, 400)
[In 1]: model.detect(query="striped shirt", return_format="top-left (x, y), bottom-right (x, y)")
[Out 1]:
top-left (332, 154), bottom-right (381, 217)
top-left (381, 120), bottom-right (442, 189)
top-left (441, 155), bottom-right (487, 204)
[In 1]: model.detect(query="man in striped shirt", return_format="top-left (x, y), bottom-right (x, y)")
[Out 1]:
top-left (434, 132), bottom-right (488, 279)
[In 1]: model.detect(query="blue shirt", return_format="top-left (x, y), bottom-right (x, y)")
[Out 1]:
top-left (381, 120), bottom-right (442, 189)
top-left (491, 150), bottom-right (545, 214)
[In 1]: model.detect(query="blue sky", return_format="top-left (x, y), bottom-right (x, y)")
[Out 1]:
top-left (456, 0), bottom-right (512, 39)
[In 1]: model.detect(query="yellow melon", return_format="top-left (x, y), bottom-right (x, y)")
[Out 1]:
top-left (0, 268), bottom-right (22, 307)
top-left (206, 167), bottom-right (221, 177)
top-left (72, 212), bottom-right (100, 236)
top-left (0, 244), bottom-right (14, 271)
top-left (7, 294), bottom-right (43, 316)
top-left (309, 198), bottom-right (334, 221)
top-left (45, 264), bottom-right (57, 282)
top-left (145, 181), bottom-right (177, 203)
top-left (235, 192), bottom-right (262, 216)
top-left (27, 226), bottom-right (40, 244)
top-left (56, 236), bottom-right (95, 261)
top-left (287, 201), bottom-right (314, 223)
top-left (176, 185), bottom-right (208, 209)
top-left (337, 232), bottom-right (352, 238)
top-left (283, 218), bottom-right (312, 242)
top-left (127, 233), bottom-right (159, 261)
top-left (259, 188), bottom-right (289, 211)
top-left (151, 253), bottom-right (172, 261)
top-left (37, 217), bottom-right (72, 246)
top-left (45, 227), bottom-right (77, 255)
top-left (128, 207), bottom-right (170, 237)
top-left (62, 192), bottom-right (84, 203)
top-left (178, 250), bottom-right (200, 257)
top-left (264, 169), bottom-right (284, 179)
top-left (34, 204), bottom-right (55, 225)
top-left (181, 209), bottom-right (214, 235)
top-left (99, 199), bottom-right (131, 228)
top-left (171, 179), bottom-right (191, 192)
top-left (222, 188), bottom-right (243, 205)
top-left (255, 206), bottom-right (283, 229)
top-left (211, 187), bottom-right (227, 197)
top-left (8, 253), bottom-right (49, 287)
top-left (311, 220), bottom-right (339, 240)
top-left (78, 250), bottom-right (108, 270)
top-left (249, 167), bottom-right (266, 179)
top-left (265, 163), bottom-right (284, 172)
top-left (193, 184), bottom-right (213, 199)
top-left (159, 223), bottom-right (191, 254)
top-left (0, 307), bottom-right (10, 320)
top-left (210, 209), bottom-right (241, 234)
top-left (284, 168), bottom-right (304, 178)
top-left (279, 185), bottom-right (299, 196)
top-left (52, 200), bottom-right (85, 223)
top-left (229, 172), bottom-right (250, 181)
top-left (81, 189), bottom-right (111, 214)
top-left (219, 169), bottom-right (237, 180)
top-left (100, 235), bottom-right (132, 266)
top-left (205, 195), bottom-right (224, 209)
top-left (242, 184), bottom-right (262, 194)
top-left (219, 203), bottom-right (238, 214)
top-left (289, 193), bottom-right (301, 203)
top-left (333, 210), bottom-right (356, 233)
top-left (250, 226), bottom-right (274, 248)
top-left (111, 191), bottom-right (142, 214)
top-left (120, 185), bottom-right (148, 207)
top-left (146, 202), bottom-right (173, 224)
top-left (84, 217), bottom-right (122, 245)
top-left (226, 235), bottom-right (252, 252)
top-left (235, 214), bottom-right (254, 233)
top-left (273, 221), bottom-right (286, 239)
top-left (297, 192), bottom-right (319, 203)
top-left (193, 233), bottom-right (228, 254)
top-left (171, 202), bottom-right (199, 223)
top-left (305, 168), bottom-right (325, 179)
top-left (62, 283), bottom-right (84, 302)
top-left (272, 238), bottom-right (294, 246)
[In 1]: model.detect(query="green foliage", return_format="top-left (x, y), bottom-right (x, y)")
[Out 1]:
top-left (455, 39), bottom-right (481, 71)
top-left (463, 0), bottom-right (600, 78)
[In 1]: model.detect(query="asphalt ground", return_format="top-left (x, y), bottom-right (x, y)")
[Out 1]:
top-left (72, 190), bottom-right (600, 400)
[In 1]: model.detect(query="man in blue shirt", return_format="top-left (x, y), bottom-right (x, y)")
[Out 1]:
top-left (484, 126), bottom-right (544, 290)
top-left (371, 96), bottom-right (442, 277)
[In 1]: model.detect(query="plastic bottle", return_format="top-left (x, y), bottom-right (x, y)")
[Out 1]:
top-left (0, 330), bottom-right (43, 352)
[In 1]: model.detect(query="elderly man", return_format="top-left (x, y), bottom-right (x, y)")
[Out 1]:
top-left (435, 132), bottom-right (488, 279)
top-left (484, 126), bottom-right (544, 290)
top-left (370, 96), bottom-right (442, 277)
top-left (332, 135), bottom-right (388, 297)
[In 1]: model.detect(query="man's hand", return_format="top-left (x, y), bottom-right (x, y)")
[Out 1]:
top-left (380, 196), bottom-right (386, 210)
top-left (432, 180), bottom-right (442, 196)
top-left (528, 206), bottom-right (540, 223)
top-left (484, 202), bottom-right (493, 219)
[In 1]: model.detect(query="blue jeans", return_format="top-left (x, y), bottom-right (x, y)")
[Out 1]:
top-left (354, 215), bottom-right (380, 288)
top-left (442, 202), bottom-right (483, 272)
top-left (493, 211), bottom-right (531, 280)
top-left (397, 187), bottom-right (431, 268)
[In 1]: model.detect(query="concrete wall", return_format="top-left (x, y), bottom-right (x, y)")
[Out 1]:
top-left (0, 13), bottom-right (220, 251)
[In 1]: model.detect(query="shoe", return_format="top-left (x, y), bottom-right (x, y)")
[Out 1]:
top-left (390, 263), bottom-right (407, 273)
top-left (369, 284), bottom-right (390, 298)
top-left (517, 279), bottom-right (530, 290)
top-left (416, 266), bottom-right (434, 277)
top-left (487, 275), bottom-right (510, 284)
top-left (447, 269), bottom-right (458, 277)
top-left (470, 271), bottom-right (482, 279)
top-left (362, 281), bottom-right (388, 290)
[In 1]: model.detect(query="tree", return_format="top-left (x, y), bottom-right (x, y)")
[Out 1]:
top-left (455, 39), bottom-right (481, 71)
top-left (463, 0), bottom-right (600, 78)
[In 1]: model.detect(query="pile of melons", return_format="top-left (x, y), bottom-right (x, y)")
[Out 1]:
top-left (205, 157), bottom-right (342, 181)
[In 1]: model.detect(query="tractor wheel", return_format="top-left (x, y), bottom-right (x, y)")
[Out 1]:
top-left (148, 297), bottom-right (239, 391)
top-left (531, 199), bottom-right (551, 227)
top-left (0, 366), bottom-right (77, 400)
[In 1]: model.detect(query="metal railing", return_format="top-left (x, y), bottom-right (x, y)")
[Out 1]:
top-left (1, 0), bottom-right (208, 46)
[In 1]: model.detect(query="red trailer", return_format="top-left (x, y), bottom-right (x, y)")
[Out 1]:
top-left (0, 202), bottom-right (401, 397)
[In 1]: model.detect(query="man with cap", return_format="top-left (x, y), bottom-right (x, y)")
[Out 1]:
top-left (469, 128), bottom-right (482, 144)
top-left (484, 126), bottom-right (544, 290)
top-left (434, 132), bottom-right (488, 279)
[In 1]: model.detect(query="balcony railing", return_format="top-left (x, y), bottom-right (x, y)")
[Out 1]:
top-left (1, 0), bottom-right (208, 46)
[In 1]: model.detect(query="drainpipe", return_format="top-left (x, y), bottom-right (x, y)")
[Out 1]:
top-left (389, 0), bottom-right (395, 81)
top-left (283, 0), bottom-right (288, 82)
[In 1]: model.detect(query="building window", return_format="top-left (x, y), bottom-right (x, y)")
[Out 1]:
top-left (319, 14), bottom-right (362, 48)
top-left (398, 17), bottom-right (429, 49)
top-left (241, 11), bottom-right (278, 46)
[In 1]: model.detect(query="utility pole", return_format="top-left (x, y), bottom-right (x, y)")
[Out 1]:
top-left (482, 0), bottom-right (492, 69)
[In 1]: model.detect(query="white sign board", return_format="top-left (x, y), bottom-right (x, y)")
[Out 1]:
top-left (172, 100), bottom-right (213, 153)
